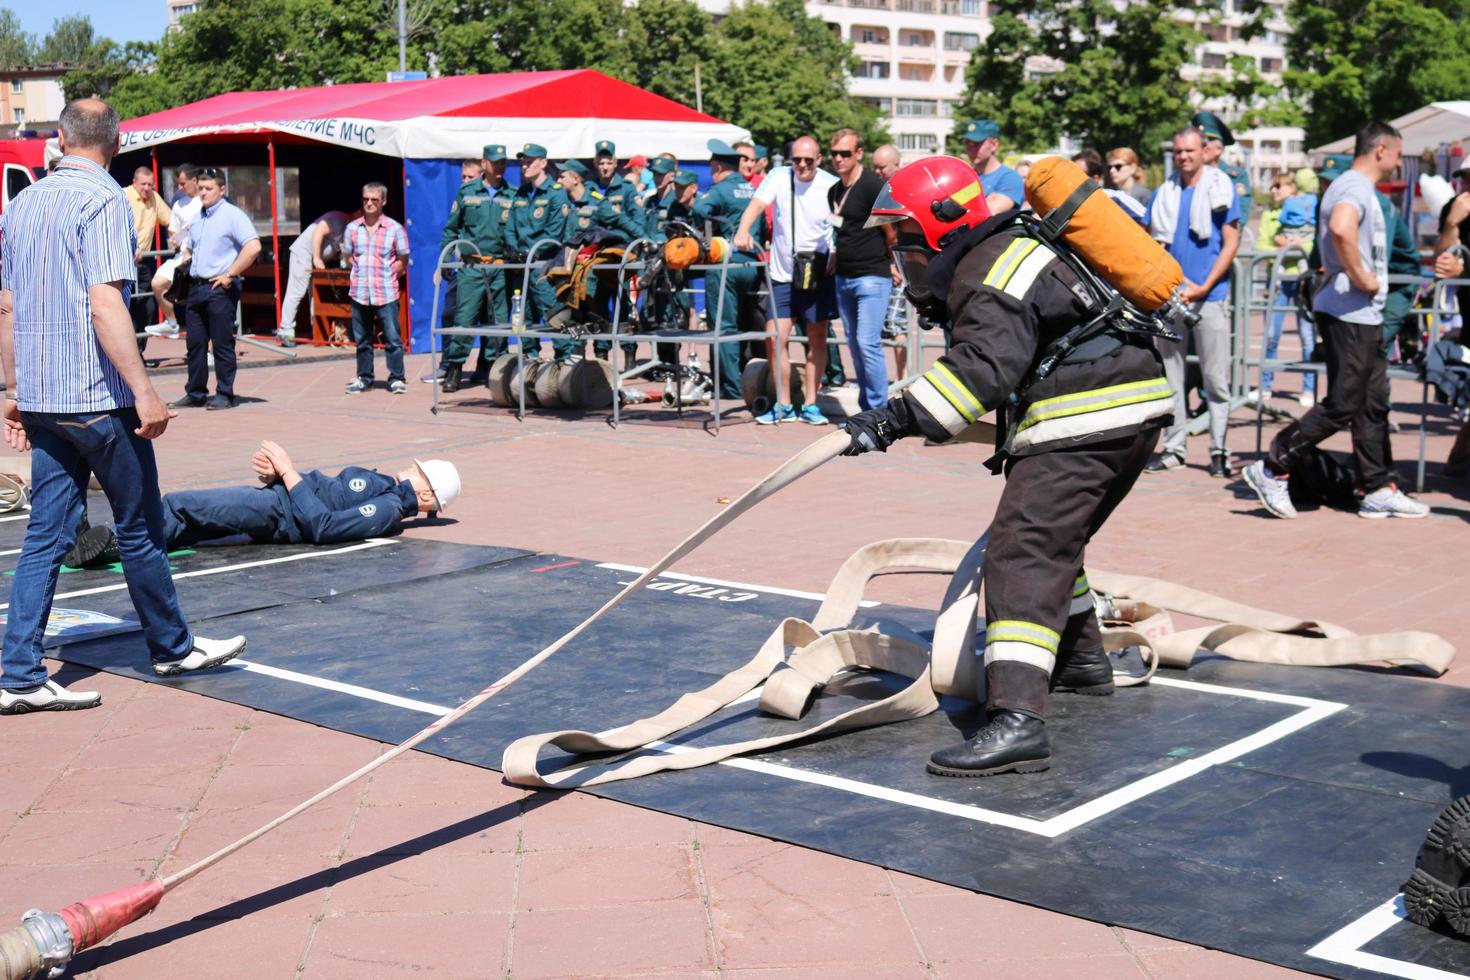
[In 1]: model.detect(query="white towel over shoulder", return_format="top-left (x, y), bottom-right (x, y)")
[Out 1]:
top-left (1148, 165), bottom-right (1235, 244)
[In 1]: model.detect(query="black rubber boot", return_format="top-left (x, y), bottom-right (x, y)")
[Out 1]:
top-left (64, 522), bottom-right (119, 569)
top-left (1405, 796), bottom-right (1470, 931)
top-left (926, 710), bottom-right (1050, 777)
top-left (440, 364), bottom-right (463, 393)
top-left (1051, 648), bottom-right (1115, 695)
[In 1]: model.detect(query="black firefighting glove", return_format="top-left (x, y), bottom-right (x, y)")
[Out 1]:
top-left (841, 398), bottom-right (917, 456)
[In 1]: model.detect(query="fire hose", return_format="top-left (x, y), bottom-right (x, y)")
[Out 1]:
top-left (0, 429), bottom-right (854, 979)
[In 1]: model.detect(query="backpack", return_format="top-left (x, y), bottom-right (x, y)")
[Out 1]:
top-left (1287, 446), bottom-right (1358, 511)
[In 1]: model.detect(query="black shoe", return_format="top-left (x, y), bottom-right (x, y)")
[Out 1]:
top-left (926, 710), bottom-right (1050, 777)
top-left (1208, 452), bottom-right (1231, 478)
top-left (205, 394), bottom-right (236, 411)
top-left (440, 364), bottom-right (463, 393)
top-left (63, 523), bottom-right (119, 569)
top-left (1144, 451), bottom-right (1184, 473)
top-left (1405, 796), bottom-right (1470, 931)
top-left (1052, 649), bottom-right (1115, 695)
top-left (169, 395), bottom-right (207, 409)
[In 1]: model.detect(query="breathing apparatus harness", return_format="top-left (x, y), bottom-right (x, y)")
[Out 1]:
top-left (896, 179), bottom-right (1195, 397)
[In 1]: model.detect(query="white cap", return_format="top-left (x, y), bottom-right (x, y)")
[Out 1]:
top-left (414, 459), bottom-right (460, 512)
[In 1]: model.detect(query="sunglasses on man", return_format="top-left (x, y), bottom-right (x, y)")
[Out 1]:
top-left (831, 149), bottom-right (855, 159)
top-left (791, 156), bottom-right (817, 165)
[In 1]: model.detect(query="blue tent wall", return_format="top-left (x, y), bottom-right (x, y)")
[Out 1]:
top-left (403, 157), bottom-right (459, 352)
top-left (403, 157), bottom-right (708, 351)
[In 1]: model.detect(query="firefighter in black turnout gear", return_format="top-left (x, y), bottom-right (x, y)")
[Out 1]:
top-left (850, 156), bottom-right (1174, 776)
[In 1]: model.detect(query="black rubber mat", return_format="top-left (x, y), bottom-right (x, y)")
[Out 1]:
top-left (44, 541), bottom-right (1470, 979)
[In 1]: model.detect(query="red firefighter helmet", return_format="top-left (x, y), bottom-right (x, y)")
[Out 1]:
top-left (865, 155), bottom-right (991, 249)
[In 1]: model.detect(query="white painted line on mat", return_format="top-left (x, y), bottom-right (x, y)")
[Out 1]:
top-left (643, 675), bottom-right (1346, 838)
top-left (232, 659), bottom-right (451, 717)
top-left (0, 513), bottom-right (27, 523)
top-left (1307, 895), bottom-right (1469, 980)
top-left (0, 538), bottom-right (396, 612)
top-left (0, 547), bottom-right (18, 556)
top-left (596, 562), bottom-right (880, 607)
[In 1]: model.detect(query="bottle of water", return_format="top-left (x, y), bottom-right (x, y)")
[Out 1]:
top-left (511, 290), bottom-right (524, 332)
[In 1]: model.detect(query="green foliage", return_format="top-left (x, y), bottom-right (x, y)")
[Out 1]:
top-left (0, 9), bottom-right (33, 70)
top-left (20, 0), bottom-right (880, 154)
top-left (1284, 0), bottom-right (1470, 146)
top-left (954, 0), bottom-right (1202, 158)
top-left (702, 0), bottom-right (886, 151)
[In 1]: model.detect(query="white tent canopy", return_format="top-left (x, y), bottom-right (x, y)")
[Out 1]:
top-left (1313, 101), bottom-right (1470, 156)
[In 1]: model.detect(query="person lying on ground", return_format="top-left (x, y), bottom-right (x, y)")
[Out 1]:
top-left (64, 440), bottom-right (461, 567)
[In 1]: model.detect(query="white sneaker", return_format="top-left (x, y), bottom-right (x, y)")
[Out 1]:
top-left (1242, 460), bottom-right (1297, 519)
top-left (0, 679), bottom-right (102, 714)
top-left (152, 635), bottom-right (247, 676)
top-left (1297, 393), bottom-right (1314, 408)
top-left (1358, 485), bottom-right (1430, 520)
top-left (144, 320), bottom-right (179, 338)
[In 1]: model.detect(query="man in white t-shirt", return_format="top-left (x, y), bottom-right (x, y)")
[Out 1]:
top-left (734, 135), bottom-right (838, 425)
top-left (148, 164), bottom-right (204, 336)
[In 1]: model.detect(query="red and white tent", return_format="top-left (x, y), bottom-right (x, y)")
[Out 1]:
top-left (119, 69), bottom-right (747, 160)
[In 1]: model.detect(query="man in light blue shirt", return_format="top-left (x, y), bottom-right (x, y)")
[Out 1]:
top-left (0, 99), bottom-right (245, 715)
top-left (960, 119), bottom-right (1024, 213)
top-left (174, 167), bottom-right (260, 410)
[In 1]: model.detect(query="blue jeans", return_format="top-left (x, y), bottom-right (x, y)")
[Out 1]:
top-left (1, 409), bottom-right (193, 689)
top-left (1262, 280), bottom-right (1315, 395)
top-left (835, 275), bottom-right (894, 411)
top-left (351, 300), bottom-right (405, 383)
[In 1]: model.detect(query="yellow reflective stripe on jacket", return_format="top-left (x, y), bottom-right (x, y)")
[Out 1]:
top-left (982, 238), bottom-right (1040, 291)
top-left (984, 619), bottom-right (1059, 653)
top-left (1016, 378), bottom-right (1173, 432)
top-left (924, 362), bottom-right (983, 422)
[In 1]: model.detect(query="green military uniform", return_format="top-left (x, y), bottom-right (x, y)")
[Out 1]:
top-left (439, 144), bottom-right (516, 371)
top-left (1222, 161), bottom-right (1252, 220)
top-left (1378, 189), bottom-right (1422, 362)
top-left (1192, 111), bottom-right (1252, 219)
top-left (505, 143), bottom-right (572, 359)
top-left (589, 140), bottom-right (647, 238)
top-left (554, 159), bottom-right (638, 361)
top-left (691, 140), bottom-right (768, 398)
top-left (644, 171), bottom-right (701, 359)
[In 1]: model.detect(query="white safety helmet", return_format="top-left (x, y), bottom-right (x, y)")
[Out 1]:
top-left (413, 459), bottom-right (461, 512)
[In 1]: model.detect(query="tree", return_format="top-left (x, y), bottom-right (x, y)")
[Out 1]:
top-left (954, 0), bottom-right (1204, 156)
top-left (701, 0), bottom-right (887, 153)
top-left (1284, 0), bottom-right (1470, 146)
top-left (0, 8), bottom-right (34, 70)
top-left (38, 14), bottom-right (100, 66)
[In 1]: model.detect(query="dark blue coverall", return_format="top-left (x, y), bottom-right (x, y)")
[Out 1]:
top-left (161, 467), bottom-right (417, 548)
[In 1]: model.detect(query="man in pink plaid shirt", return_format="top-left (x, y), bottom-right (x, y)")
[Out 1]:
top-left (343, 182), bottom-right (411, 394)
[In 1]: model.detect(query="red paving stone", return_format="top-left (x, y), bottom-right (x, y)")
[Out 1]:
top-left (0, 348), bottom-right (1461, 975)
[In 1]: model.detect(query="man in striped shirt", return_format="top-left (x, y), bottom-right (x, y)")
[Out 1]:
top-left (0, 99), bottom-right (247, 715)
top-left (342, 182), bottom-right (410, 394)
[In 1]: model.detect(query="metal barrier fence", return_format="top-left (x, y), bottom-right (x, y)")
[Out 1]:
top-left (425, 237), bottom-right (1467, 465)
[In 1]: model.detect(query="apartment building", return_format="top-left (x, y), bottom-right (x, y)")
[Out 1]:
top-left (0, 67), bottom-right (65, 135)
top-left (167, 0), bottom-right (201, 28)
top-left (700, 0), bottom-right (1298, 172)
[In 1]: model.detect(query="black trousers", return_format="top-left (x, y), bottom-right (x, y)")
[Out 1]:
top-left (184, 279), bottom-right (240, 400)
top-left (1268, 313), bottom-right (1392, 492)
top-left (983, 428), bottom-right (1157, 718)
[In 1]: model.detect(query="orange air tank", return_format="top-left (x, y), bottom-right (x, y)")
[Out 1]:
top-left (1023, 156), bottom-right (1183, 311)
